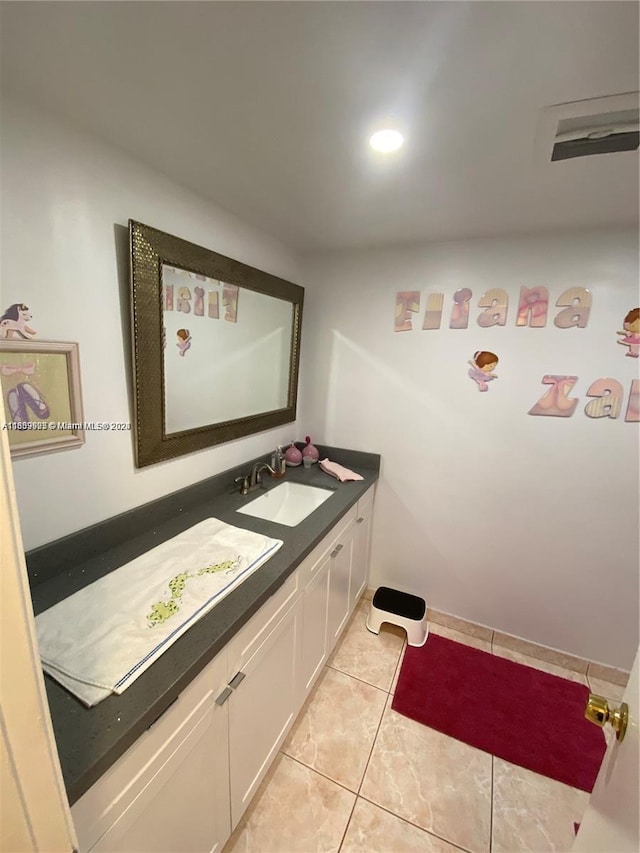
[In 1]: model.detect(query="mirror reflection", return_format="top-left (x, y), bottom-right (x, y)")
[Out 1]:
top-left (162, 265), bottom-right (294, 434)
top-left (129, 220), bottom-right (303, 468)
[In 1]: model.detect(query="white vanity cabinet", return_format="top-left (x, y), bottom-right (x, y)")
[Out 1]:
top-left (297, 485), bottom-right (375, 703)
top-left (72, 484), bottom-right (376, 853)
top-left (349, 485), bottom-right (374, 610)
top-left (299, 550), bottom-right (331, 696)
top-left (298, 504), bottom-right (357, 702)
top-left (327, 521), bottom-right (356, 646)
top-left (72, 649), bottom-right (232, 853)
top-left (225, 574), bottom-right (302, 828)
top-left (90, 702), bottom-right (229, 853)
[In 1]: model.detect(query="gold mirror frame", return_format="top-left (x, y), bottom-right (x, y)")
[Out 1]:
top-left (129, 220), bottom-right (303, 468)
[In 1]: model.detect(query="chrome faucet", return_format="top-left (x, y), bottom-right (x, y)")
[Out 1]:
top-left (235, 462), bottom-right (276, 495)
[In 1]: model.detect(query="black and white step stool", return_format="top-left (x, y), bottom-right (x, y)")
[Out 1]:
top-left (366, 586), bottom-right (429, 647)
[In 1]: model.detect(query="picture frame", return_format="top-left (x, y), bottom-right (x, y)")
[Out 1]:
top-left (0, 340), bottom-right (84, 458)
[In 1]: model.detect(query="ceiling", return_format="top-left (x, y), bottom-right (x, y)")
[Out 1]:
top-left (1, 1), bottom-right (638, 252)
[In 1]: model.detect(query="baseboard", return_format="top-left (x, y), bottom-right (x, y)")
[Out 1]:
top-left (364, 587), bottom-right (630, 684)
top-left (428, 607), bottom-right (630, 684)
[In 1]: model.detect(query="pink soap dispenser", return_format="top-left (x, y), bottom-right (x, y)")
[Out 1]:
top-left (302, 435), bottom-right (319, 464)
top-left (284, 441), bottom-right (302, 467)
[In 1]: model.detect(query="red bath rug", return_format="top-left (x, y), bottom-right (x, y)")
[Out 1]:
top-left (392, 634), bottom-right (606, 792)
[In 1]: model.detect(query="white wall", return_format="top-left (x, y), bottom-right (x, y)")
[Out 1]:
top-left (301, 231), bottom-right (639, 669)
top-left (0, 97), bottom-right (306, 549)
top-left (2, 97), bottom-right (637, 670)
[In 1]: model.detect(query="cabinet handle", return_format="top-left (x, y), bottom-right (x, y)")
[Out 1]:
top-left (356, 517), bottom-right (364, 524)
top-left (215, 686), bottom-right (233, 706)
top-left (330, 544), bottom-right (343, 558)
top-left (229, 671), bottom-right (246, 689)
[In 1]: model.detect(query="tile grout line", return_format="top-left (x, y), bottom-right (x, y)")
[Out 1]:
top-left (352, 641), bottom-right (406, 799)
top-left (336, 795), bottom-right (358, 853)
top-left (302, 624), bottom-right (506, 851)
top-left (284, 746), bottom-right (486, 853)
top-left (276, 753), bottom-right (357, 853)
top-left (356, 792), bottom-right (474, 853)
top-left (329, 595), bottom-right (392, 853)
top-left (325, 661), bottom-right (396, 694)
top-left (373, 632), bottom-right (489, 853)
top-left (282, 636), bottom-right (406, 799)
top-left (388, 637), bottom-right (408, 694)
top-left (336, 641), bottom-right (409, 851)
top-left (355, 692), bottom-right (388, 799)
top-left (282, 751), bottom-right (360, 797)
top-left (292, 621), bottom-right (592, 853)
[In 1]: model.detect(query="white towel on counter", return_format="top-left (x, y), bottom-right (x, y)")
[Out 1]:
top-left (35, 518), bottom-right (283, 707)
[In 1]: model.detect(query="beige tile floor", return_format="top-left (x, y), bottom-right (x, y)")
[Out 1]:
top-left (224, 602), bottom-right (623, 853)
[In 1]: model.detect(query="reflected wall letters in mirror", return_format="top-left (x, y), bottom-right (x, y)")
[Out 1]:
top-left (129, 221), bottom-right (304, 467)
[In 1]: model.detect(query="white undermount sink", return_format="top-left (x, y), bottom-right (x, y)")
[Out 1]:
top-left (236, 481), bottom-right (335, 527)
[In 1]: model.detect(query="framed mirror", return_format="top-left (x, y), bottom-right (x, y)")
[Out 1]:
top-left (129, 220), bottom-right (303, 468)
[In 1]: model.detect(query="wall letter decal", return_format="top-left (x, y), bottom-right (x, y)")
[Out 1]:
top-left (477, 288), bottom-right (508, 327)
top-left (193, 286), bottom-right (205, 317)
top-left (394, 291), bottom-right (420, 331)
top-left (554, 287), bottom-right (591, 328)
top-left (450, 288), bottom-right (472, 329)
top-left (528, 375), bottom-right (579, 417)
top-left (177, 286), bottom-right (192, 313)
top-left (163, 284), bottom-right (174, 312)
top-left (516, 286), bottom-right (548, 327)
top-left (625, 380), bottom-right (640, 422)
top-left (208, 290), bottom-right (219, 319)
top-left (222, 283), bottom-right (239, 323)
top-left (584, 378), bottom-right (623, 419)
top-left (422, 293), bottom-right (444, 330)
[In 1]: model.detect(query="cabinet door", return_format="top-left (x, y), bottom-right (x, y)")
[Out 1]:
top-left (327, 525), bottom-right (354, 646)
top-left (350, 489), bottom-right (375, 610)
top-left (228, 596), bottom-right (302, 828)
top-left (299, 552), bottom-right (331, 700)
top-left (91, 700), bottom-right (230, 853)
top-left (74, 649), bottom-right (230, 853)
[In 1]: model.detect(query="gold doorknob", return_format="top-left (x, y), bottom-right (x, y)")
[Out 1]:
top-left (585, 694), bottom-right (629, 742)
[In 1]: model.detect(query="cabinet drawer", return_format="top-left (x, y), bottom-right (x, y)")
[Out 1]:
top-left (298, 504), bottom-right (357, 587)
top-left (227, 571), bottom-right (299, 675)
top-left (72, 648), bottom-right (228, 852)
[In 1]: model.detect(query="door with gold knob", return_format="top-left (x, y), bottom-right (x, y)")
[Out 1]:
top-left (572, 646), bottom-right (639, 852)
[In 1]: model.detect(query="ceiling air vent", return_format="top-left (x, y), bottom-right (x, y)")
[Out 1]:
top-left (535, 92), bottom-right (639, 164)
top-left (552, 116), bottom-right (639, 161)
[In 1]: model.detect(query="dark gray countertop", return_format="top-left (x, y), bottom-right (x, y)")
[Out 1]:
top-left (27, 446), bottom-right (380, 805)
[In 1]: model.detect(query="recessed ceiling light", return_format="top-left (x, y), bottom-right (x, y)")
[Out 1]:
top-left (369, 129), bottom-right (404, 153)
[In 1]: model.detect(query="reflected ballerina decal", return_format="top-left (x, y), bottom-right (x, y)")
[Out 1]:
top-left (176, 328), bottom-right (192, 357)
